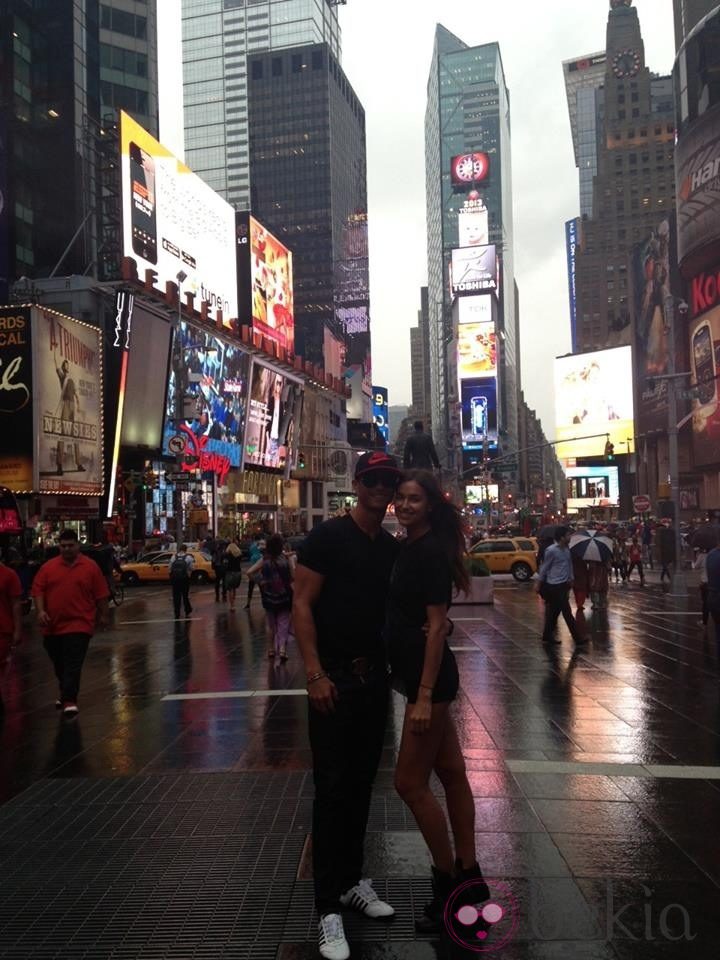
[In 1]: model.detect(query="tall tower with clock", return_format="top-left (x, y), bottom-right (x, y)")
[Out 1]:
top-left (570, 0), bottom-right (677, 355)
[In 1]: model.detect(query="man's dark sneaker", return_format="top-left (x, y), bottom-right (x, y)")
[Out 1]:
top-left (415, 866), bottom-right (454, 934)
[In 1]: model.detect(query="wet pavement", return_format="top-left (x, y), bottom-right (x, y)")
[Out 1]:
top-left (1, 575), bottom-right (719, 958)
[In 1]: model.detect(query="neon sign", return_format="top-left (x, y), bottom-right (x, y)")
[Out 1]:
top-left (179, 424), bottom-right (231, 485)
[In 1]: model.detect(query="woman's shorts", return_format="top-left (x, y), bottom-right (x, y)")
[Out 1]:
top-left (389, 634), bottom-right (459, 705)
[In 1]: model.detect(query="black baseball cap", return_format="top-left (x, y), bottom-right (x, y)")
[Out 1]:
top-left (354, 451), bottom-right (401, 480)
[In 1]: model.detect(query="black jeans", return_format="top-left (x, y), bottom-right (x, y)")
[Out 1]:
top-left (172, 581), bottom-right (192, 617)
top-left (308, 668), bottom-right (389, 915)
top-left (213, 566), bottom-right (227, 601)
top-left (43, 632), bottom-right (91, 702)
top-left (542, 583), bottom-right (580, 643)
top-left (627, 561), bottom-right (645, 583)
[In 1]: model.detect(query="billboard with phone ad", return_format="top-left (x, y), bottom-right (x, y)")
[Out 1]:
top-left (460, 377), bottom-right (497, 447)
top-left (554, 347), bottom-right (635, 458)
top-left (34, 308), bottom-right (103, 496)
top-left (236, 213), bottom-right (294, 354)
top-left (243, 361), bottom-right (303, 472)
top-left (0, 306), bottom-right (33, 491)
top-left (120, 111), bottom-right (238, 325)
top-left (689, 304), bottom-right (720, 466)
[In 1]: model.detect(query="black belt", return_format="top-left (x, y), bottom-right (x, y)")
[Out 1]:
top-left (325, 657), bottom-right (384, 678)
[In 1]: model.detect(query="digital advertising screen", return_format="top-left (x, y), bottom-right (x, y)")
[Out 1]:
top-left (689, 304), bottom-right (720, 467)
top-left (451, 245), bottom-right (498, 296)
top-left (554, 346), bottom-right (635, 458)
top-left (163, 322), bottom-right (250, 470)
top-left (243, 362), bottom-right (303, 472)
top-left (458, 201), bottom-right (489, 247)
top-left (565, 465), bottom-right (620, 510)
top-left (0, 306), bottom-right (33, 491)
top-left (460, 377), bottom-right (497, 447)
top-left (372, 385), bottom-right (389, 445)
top-left (236, 214), bottom-right (294, 353)
top-left (465, 484), bottom-right (499, 505)
top-left (458, 322), bottom-right (496, 381)
top-left (120, 112), bottom-right (238, 326)
top-left (456, 295), bottom-right (493, 326)
top-left (450, 152), bottom-right (490, 186)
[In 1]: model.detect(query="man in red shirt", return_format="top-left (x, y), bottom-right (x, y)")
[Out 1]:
top-left (0, 556), bottom-right (23, 716)
top-left (32, 529), bottom-right (110, 717)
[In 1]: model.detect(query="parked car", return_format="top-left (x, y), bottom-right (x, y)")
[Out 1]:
top-left (120, 550), bottom-right (215, 585)
top-left (467, 537), bottom-right (538, 582)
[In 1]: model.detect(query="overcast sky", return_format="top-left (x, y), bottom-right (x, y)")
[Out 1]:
top-left (160, 0), bottom-right (676, 438)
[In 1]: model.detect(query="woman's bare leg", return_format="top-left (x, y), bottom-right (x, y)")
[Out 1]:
top-left (433, 715), bottom-right (476, 869)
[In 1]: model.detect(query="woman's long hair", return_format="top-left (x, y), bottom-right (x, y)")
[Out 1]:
top-left (400, 470), bottom-right (469, 593)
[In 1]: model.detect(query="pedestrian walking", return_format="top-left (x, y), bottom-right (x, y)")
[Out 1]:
top-left (388, 471), bottom-right (489, 935)
top-left (244, 535), bottom-right (263, 608)
top-left (248, 534), bottom-right (293, 660)
top-left (536, 527), bottom-right (584, 645)
top-left (403, 421), bottom-right (441, 471)
top-left (705, 536), bottom-right (720, 644)
top-left (293, 451), bottom-right (402, 960)
top-left (694, 548), bottom-right (709, 626)
top-left (224, 540), bottom-right (243, 611)
top-left (211, 539), bottom-right (228, 602)
top-left (642, 520), bottom-right (654, 569)
top-left (627, 537), bottom-right (646, 586)
top-left (571, 554), bottom-right (589, 611)
top-left (658, 523), bottom-right (676, 583)
top-left (169, 544), bottom-right (194, 618)
top-left (0, 554), bottom-right (23, 717)
top-left (31, 529), bottom-right (109, 716)
top-left (612, 536), bottom-right (628, 583)
top-left (588, 559), bottom-right (610, 608)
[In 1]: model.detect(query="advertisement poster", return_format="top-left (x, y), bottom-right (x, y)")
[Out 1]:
top-left (450, 152), bottom-right (490, 186)
top-left (163, 321), bottom-right (250, 470)
top-left (372, 385), bottom-right (389, 445)
top-left (458, 200), bottom-right (489, 247)
top-left (456, 295), bottom-right (493, 326)
top-left (565, 465), bottom-right (619, 510)
top-left (465, 484), bottom-right (498, 504)
top-left (451, 245), bottom-right (498, 295)
top-left (554, 346), bottom-right (635, 458)
top-left (0, 306), bottom-right (33, 490)
top-left (460, 377), bottom-right (497, 447)
top-left (34, 308), bottom-right (103, 495)
top-left (689, 304), bottom-right (720, 467)
top-left (120, 111), bottom-right (238, 325)
top-left (249, 216), bottom-right (294, 353)
top-left (458, 322), bottom-right (496, 380)
top-left (243, 362), bottom-right (303, 472)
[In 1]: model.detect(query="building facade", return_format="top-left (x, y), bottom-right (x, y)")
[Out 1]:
top-left (0, 0), bottom-right (158, 300)
top-left (563, 52), bottom-right (607, 218)
top-left (425, 26), bottom-right (518, 473)
top-left (572, 0), bottom-right (676, 354)
top-left (673, 0), bottom-right (719, 50)
top-left (409, 286), bottom-right (431, 423)
top-left (181, 0), bottom-right (341, 211)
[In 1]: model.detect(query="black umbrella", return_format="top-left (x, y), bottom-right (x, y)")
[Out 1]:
top-left (537, 525), bottom-right (558, 540)
top-left (691, 525), bottom-right (720, 550)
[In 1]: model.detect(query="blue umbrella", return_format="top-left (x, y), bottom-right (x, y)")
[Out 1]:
top-left (569, 530), bottom-right (613, 564)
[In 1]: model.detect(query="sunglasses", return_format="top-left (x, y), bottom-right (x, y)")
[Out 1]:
top-left (358, 471), bottom-right (399, 489)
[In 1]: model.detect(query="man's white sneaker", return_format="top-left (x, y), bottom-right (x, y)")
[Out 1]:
top-left (318, 913), bottom-right (350, 960)
top-left (340, 878), bottom-right (395, 919)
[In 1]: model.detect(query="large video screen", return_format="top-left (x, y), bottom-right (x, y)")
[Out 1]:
top-left (458, 322), bottom-right (496, 381)
top-left (243, 362), bottom-right (303, 472)
top-left (465, 484), bottom-right (499, 504)
top-left (689, 304), bottom-right (720, 467)
top-left (120, 112), bottom-right (238, 325)
top-left (555, 347), bottom-right (635, 458)
top-left (460, 377), bottom-right (497, 447)
top-left (164, 323), bottom-right (250, 469)
top-left (458, 201), bottom-right (489, 248)
top-left (451, 245), bottom-right (498, 296)
top-left (565, 465), bottom-right (620, 509)
top-left (457, 295), bottom-right (493, 326)
top-left (372, 385), bottom-right (389, 445)
top-left (242, 215), bottom-right (294, 353)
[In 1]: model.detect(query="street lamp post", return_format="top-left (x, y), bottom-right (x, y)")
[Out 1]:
top-left (663, 294), bottom-right (688, 596)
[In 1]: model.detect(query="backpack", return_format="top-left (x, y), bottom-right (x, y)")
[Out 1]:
top-left (259, 558), bottom-right (292, 609)
top-left (170, 556), bottom-right (189, 581)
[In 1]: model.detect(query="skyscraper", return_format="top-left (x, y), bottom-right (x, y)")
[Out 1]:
top-left (410, 286), bottom-right (431, 423)
top-left (0, 1), bottom-right (158, 299)
top-left (181, 0), bottom-right (341, 211)
top-left (425, 26), bottom-right (518, 473)
top-left (563, 52), bottom-right (607, 217)
top-left (673, 0), bottom-right (718, 50)
top-left (571, 0), bottom-right (676, 353)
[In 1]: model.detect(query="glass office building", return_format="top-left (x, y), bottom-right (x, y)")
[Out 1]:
top-left (425, 25), bottom-right (518, 470)
top-left (563, 53), bottom-right (607, 218)
top-left (182, 0), bottom-right (341, 211)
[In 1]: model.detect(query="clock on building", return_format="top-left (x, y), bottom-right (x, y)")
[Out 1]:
top-left (450, 152), bottom-right (490, 186)
top-left (612, 48), bottom-right (641, 78)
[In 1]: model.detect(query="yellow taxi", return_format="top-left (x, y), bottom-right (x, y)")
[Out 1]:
top-left (468, 537), bottom-right (538, 581)
top-left (120, 550), bottom-right (215, 585)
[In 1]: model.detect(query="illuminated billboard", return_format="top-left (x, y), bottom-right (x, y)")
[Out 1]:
top-left (243, 361), bottom-right (303, 472)
top-left (450, 153), bottom-right (490, 186)
top-left (465, 484), bottom-right (499, 504)
top-left (372, 385), bottom-right (389, 445)
top-left (120, 112), bottom-right (238, 325)
top-left (565, 465), bottom-right (619, 510)
top-left (457, 295), bottom-right (493, 326)
top-left (0, 306), bottom-right (33, 490)
top-left (554, 346), bottom-right (635, 458)
top-left (458, 322), bottom-right (496, 380)
top-left (460, 377), bottom-right (497, 447)
top-left (451, 245), bottom-right (498, 296)
top-left (565, 219), bottom-right (578, 352)
top-left (458, 200), bottom-right (489, 247)
top-left (689, 304), bottom-right (720, 467)
top-left (236, 213), bottom-right (294, 354)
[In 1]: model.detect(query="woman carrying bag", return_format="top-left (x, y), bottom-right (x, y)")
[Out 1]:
top-left (247, 534), bottom-right (293, 661)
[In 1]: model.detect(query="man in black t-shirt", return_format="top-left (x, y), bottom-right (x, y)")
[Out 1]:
top-left (294, 451), bottom-right (401, 960)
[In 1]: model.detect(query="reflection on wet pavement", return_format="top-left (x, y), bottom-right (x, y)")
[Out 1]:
top-left (0, 580), bottom-right (718, 957)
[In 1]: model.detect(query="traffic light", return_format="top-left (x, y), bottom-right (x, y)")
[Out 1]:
top-left (297, 452), bottom-right (306, 469)
top-left (604, 440), bottom-right (615, 462)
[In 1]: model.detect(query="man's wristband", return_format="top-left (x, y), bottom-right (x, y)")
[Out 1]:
top-left (306, 671), bottom-right (327, 685)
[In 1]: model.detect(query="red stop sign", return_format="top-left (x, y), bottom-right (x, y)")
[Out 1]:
top-left (633, 495), bottom-right (651, 513)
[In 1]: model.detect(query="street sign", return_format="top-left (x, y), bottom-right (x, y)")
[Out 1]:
top-left (633, 494), bottom-right (651, 513)
top-left (168, 434), bottom-right (186, 455)
top-left (165, 472), bottom-right (190, 484)
top-left (492, 462), bottom-right (517, 473)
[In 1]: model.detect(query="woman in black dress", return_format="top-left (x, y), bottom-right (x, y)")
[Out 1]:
top-left (388, 470), bottom-right (489, 933)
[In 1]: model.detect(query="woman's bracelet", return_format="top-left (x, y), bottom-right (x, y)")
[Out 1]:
top-left (306, 671), bottom-right (327, 685)
top-left (419, 682), bottom-right (434, 692)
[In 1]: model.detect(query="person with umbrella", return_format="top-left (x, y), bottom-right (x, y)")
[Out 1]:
top-left (536, 527), bottom-right (584, 645)
top-left (569, 530), bottom-right (614, 609)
